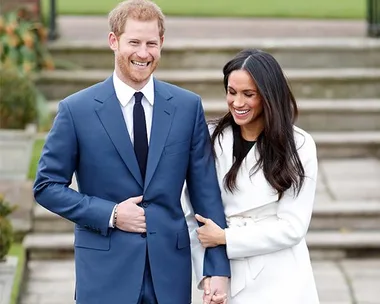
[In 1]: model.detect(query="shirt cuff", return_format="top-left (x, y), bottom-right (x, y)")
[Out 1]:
top-left (108, 205), bottom-right (117, 228)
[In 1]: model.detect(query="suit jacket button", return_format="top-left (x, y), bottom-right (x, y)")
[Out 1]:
top-left (142, 202), bottom-right (149, 208)
top-left (141, 232), bottom-right (147, 238)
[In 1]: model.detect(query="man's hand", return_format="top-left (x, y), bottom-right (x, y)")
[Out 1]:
top-left (203, 276), bottom-right (228, 304)
top-left (115, 196), bottom-right (146, 233)
top-left (195, 214), bottom-right (226, 248)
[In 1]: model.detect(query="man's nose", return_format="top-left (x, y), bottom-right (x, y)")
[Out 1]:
top-left (136, 45), bottom-right (149, 59)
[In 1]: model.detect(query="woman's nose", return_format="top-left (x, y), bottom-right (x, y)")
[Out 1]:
top-left (233, 95), bottom-right (245, 107)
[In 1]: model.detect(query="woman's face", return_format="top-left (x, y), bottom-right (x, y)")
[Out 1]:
top-left (226, 69), bottom-right (264, 133)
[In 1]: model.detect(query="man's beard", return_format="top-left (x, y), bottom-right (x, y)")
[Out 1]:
top-left (116, 54), bottom-right (158, 86)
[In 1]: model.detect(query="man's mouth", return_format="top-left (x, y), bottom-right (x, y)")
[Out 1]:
top-left (131, 60), bottom-right (150, 67)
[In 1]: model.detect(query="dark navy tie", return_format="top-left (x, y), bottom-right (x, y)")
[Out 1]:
top-left (133, 92), bottom-right (148, 181)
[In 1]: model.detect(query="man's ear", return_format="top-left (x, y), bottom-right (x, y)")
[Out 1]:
top-left (160, 35), bottom-right (164, 49)
top-left (108, 32), bottom-right (119, 51)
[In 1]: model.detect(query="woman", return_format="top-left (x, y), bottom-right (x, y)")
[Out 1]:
top-left (182, 49), bottom-right (319, 304)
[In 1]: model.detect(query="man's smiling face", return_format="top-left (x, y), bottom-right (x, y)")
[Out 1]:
top-left (110, 18), bottom-right (163, 90)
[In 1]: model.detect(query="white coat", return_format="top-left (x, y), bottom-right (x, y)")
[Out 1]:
top-left (182, 125), bottom-right (320, 304)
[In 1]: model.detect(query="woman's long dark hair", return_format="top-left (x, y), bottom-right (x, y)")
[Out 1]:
top-left (211, 49), bottom-right (305, 199)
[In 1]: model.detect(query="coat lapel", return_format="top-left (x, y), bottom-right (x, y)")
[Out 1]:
top-left (94, 76), bottom-right (143, 187)
top-left (144, 79), bottom-right (175, 191)
top-left (216, 127), bottom-right (279, 216)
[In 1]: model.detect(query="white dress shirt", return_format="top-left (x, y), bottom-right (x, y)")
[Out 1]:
top-left (109, 72), bottom-right (155, 227)
top-left (113, 71), bottom-right (155, 144)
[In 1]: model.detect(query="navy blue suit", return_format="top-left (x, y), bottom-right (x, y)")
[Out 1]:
top-left (34, 76), bottom-right (230, 304)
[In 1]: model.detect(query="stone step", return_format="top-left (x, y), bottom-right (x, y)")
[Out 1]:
top-left (23, 233), bottom-right (74, 260)
top-left (23, 231), bottom-right (380, 260)
top-left (33, 201), bottom-right (380, 234)
top-left (36, 68), bottom-right (380, 101)
top-left (48, 99), bottom-right (380, 132)
top-left (48, 38), bottom-right (380, 70)
top-left (311, 131), bottom-right (380, 158)
top-left (200, 100), bottom-right (380, 132)
top-left (311, 201), bottom-right (380, 230)
top-left (31, 176), bottom-right (78, 233)
top-left (33, 204), bottom-right (74, 233)
top-left (35, 112), bottom-right (380, 157)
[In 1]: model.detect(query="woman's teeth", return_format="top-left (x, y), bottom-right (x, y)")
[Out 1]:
top-left (235, 109), bottom-right (250, 115)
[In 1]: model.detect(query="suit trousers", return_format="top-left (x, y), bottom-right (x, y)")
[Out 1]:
top-left (137, 252), bottom-right (158, 304)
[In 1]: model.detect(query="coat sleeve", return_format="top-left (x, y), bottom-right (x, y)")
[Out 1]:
top-left (181, 185), bottom-right (205, 289)
top-left (225, 133), bottom-right (318, 259)
top-left (33, 100), bottom-right (116, 236)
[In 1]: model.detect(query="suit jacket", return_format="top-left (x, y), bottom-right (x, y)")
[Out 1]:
top-left (33, 76), bottom-right (230, 304)
top-left (183, 125), bottom-right (319, 303)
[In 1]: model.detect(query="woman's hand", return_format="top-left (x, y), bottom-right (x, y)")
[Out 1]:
top-left (202, 277), bottom-right (228, 304)
top-left (195, 214), bottom-right (226, 248)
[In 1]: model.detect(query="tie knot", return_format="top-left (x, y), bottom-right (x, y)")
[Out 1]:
top-left (134, 92), bottom-right (144, 104)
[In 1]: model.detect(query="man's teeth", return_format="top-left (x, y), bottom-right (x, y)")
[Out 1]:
top-left (235, 109), bottom-right (249, 115)
top-left (132, 61), bottom-right (148, 66)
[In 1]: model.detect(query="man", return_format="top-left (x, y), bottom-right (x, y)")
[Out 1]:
top-left (33, 0), bottom-right (230, 303)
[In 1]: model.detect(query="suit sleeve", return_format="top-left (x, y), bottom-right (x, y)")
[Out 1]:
top-left (225, 134), bottom-right (318, 259)
top-left (185, 97), bottom-right (231, 277)
top-left (33, 100), bottom-right (116, 236)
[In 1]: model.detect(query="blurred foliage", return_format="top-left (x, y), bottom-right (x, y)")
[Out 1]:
top-left (0, 8), bottom-right (53, 130)
top-left (0, 8), bottom-right (54, 74)
top-left (0, 194), bottom-right (17, 261)
top-left (0, 68), bottom-right (38, 129)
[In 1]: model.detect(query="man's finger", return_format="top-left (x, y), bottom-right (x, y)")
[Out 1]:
top-left (136, 207), bottom-right (146, 216)
top-left (203, 277), bottom-right (211, 295)
top-left (195, 214), bottom-right (208, 224)
top-left (129, 195), bottom-right (143, 204)
top-left (139, 216), bottom-right (146, 223)
top-left (203, 293), bottom-right (212, 304)
top-left (212, 293), bottom-right (227, 303)
top-left (136, 222), bottom-right (146, 229)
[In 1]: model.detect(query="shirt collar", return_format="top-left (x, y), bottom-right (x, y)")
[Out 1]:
top-left (113, 71), bottom-right (154, 107)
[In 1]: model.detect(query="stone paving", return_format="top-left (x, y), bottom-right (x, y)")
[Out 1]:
top-left (56, 16), bottom-right (367, 42)
top-left (316, 158), bottom-right (380, 205)
top-left (19, 259), bottom-right (380, 304)
top-left (320, 158), bottom-right (380, 201)
top-left (0, 257), bottom-right (18, 304)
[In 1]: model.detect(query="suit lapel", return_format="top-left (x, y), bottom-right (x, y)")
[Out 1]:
top-left (94, 76), bottom-right (143, 187)
top-left (144, 79), bottom-right (175, 191)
